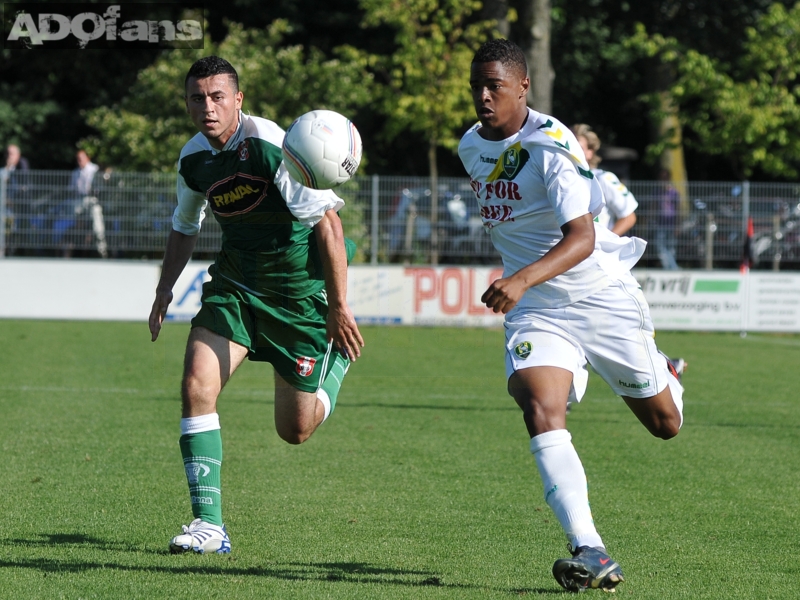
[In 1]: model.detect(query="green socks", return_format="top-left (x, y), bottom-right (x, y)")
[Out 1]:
top-left (318, 351), bottom-right (351, 420)
top-left (179, 424), bottom-right (223, 526)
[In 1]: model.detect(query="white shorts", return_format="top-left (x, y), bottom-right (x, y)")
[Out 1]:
top-left (504, 273), bottom-right (669, 402)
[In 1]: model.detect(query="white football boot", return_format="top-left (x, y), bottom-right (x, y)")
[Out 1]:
top-left (169, 518), bottom-right (231, 554)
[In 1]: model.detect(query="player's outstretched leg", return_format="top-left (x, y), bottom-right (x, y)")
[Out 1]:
top-left (552, 545), bottom-right (624, 592)
top-left (317, 350), bottom-right (350, 422)
top-left (169, 413), bottom-right (231, 554)
top-left (667, 356), bottom-right (687, 383)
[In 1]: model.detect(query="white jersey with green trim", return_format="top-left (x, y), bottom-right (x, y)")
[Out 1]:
top-left (458, 108), bottom-right (645, 309)
top-left (593, 168), bottom-right (638, 230)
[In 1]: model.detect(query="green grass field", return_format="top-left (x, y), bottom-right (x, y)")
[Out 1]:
top-left (1, 320), bottom-right (798, 599)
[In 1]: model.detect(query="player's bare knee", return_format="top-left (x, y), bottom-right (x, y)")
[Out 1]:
top-left (520, 400), bottom-right (565, 436)
top-left (182, 376), bottom-right (210, 400)
top-left (181, 374), bottom-right (219, 412)
top-left (661, 416), bottom-right (682, 440)
top-left (651, 415), bottom-right (681, 440)
top-left (276, 424), bottom-right (314, 445)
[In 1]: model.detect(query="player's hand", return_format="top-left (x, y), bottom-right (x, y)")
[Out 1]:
top-left (481, 276), bottom-right (526, 314)
top-left (149, 289), bottom-right (173, 342)
top-left (327, 304), bottom-right (364, 361)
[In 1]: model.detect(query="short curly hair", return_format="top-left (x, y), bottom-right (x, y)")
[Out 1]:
top-left (571, 123), bottom-right (602, 168)
top-left (185, 56), bottom-right (239, 93)
top-left (472, 39), bottom-right (528, 79)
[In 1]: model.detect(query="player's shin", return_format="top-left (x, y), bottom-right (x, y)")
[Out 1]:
top-left (530, 429), bottom-right (604, 551)
top-left (179, 413), bottom-right (223, 526)
top-left (317, 351), bottom-right (350, 422)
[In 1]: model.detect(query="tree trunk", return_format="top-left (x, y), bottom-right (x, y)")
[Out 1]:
top-left (650, 61), bottom-right (689, 212)
top-left (428, 138), bottom-right (439, 266)
top-left (481, 0), bottom-right (510, 38)
top-left (512, 0), bottom-right (552, 114)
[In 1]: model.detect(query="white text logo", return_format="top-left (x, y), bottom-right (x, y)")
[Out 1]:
top-left (5, 4), bottom-right (203, 49)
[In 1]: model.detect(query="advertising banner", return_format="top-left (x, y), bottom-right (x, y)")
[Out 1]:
top-left (632, 270), bottom-right (746, 330)
top-left (0, 260), bottom-right (798, 332)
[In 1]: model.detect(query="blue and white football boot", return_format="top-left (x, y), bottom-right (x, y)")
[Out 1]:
top-left (169, 518), bottom-right (231, 554)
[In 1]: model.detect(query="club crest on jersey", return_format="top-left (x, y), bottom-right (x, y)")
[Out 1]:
top-left (514, 341), bottom-right (532, 359)
top-left (207, 173), bottom-right (268, 216)
top-left (296, 356), bottom-right (316, 377)
top-left (237, 140), bottom-right (249, 161)
top-left (486, 142), bottom-right (530, 182)
top-left (503, 147), bottom-right (521, 178)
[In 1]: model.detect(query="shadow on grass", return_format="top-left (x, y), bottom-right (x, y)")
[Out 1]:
top-left (6, 532), bottom-right (157, 554)
top-left (343, 403), bottom-right (518, 412)
top-left (0, 534), bottom-right (562, 595)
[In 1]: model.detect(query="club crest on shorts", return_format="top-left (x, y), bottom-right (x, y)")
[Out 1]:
top-left (514, 341), bottom-right (532, 359)
top-left (296, 356), bottom-right (316, 377)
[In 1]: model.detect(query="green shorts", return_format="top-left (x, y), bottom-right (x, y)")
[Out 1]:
top-left (191, 274), bottom-right (334, 393)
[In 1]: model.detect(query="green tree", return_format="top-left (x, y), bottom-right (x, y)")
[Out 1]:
top-left (358, 0), bottom-right (494, 262)
top-left (550, 0), bottom-right (793, 180)
top-left (627, 3), bottom-right (800, 179)
top-left (82, 21), bottom-right (374, 172)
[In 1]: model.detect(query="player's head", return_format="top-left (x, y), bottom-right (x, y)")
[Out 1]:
top-left (472, 39), bottom-right (528, 80)
top-left (185, 56), bottom-right (239, 94)
top-left (571, 123), bottom-right (602, 168)
top-left (470, 39), bottom-right (530, 141)
top-left (184, 56), bottom-right (244, 150)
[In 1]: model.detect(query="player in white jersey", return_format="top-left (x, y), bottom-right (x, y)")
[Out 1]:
top-left (458, 39), bottom-right (685, 593)
top-left (570, 124), bottom-right (638, 235)
top-left (572, 123), bottom-right (687, 378)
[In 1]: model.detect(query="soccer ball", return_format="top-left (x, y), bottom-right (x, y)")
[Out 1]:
top-left (281, 110), bottom-right (363, 190)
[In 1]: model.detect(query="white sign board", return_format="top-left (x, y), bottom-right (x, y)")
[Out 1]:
top-left (0, 258), bottom-right (158, 321)
top-left (632, 270), bottom-right (746, 330)
top-left (166, 263), bottom-right (212, 322)
top-left (0, 260), bottom-right (798, 333)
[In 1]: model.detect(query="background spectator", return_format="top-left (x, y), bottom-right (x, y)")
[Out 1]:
top-left (2, 144), bottom-right (31, 256)
top-left (654, 168), bottom-right (680, 270)
top-left (53, 149), bottom-right (108, 258)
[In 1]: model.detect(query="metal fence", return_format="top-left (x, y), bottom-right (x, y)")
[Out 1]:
top-left (2, 170), bottom-right (800, 270)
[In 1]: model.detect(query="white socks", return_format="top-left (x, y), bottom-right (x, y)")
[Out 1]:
top-left (667, 372), bottom-right (684, 428)
top-left (317, 389), bottom-right (332, 422)
top-left (180, 413), bottom-right (221, 435)
top-left (530, 429), bottom-right (604, 550)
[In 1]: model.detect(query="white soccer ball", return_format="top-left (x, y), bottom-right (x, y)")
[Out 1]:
top-left (281, 110), bottom-right (363, 190)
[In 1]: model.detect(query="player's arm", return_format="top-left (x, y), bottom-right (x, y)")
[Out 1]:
top-left (604, 173), bottom-right (638, 236)
top-left (611, 211), bottom-right (637, 236)
top-left (149, 172), bottom-right (206, 341)
top-left (482, 149), bottom-right (597, 314)
top-left (314, 209), bottom-right (364, 361)
top-left (481, 214), bottom-right (595, 314)
top-left (149, 229), bottom-right (198, 341)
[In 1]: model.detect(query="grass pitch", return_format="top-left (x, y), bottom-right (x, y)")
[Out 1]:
top-left (0, 320), bottom-right (798, 599)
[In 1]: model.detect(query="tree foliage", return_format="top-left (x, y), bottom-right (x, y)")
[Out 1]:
top-left (6, 0), bottom-right (800, 179)
top-left (549, 0), bottom-right (795, 179)
top-left (626, 3), bottom-right (800, 179)
top-left (82, 21), bottom-right (374, 172)
top-left (358, 0), bottom-right (494, 167)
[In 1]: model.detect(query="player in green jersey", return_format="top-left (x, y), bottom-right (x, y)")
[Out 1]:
top-left (148, 56), bottom-right (364, 554)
